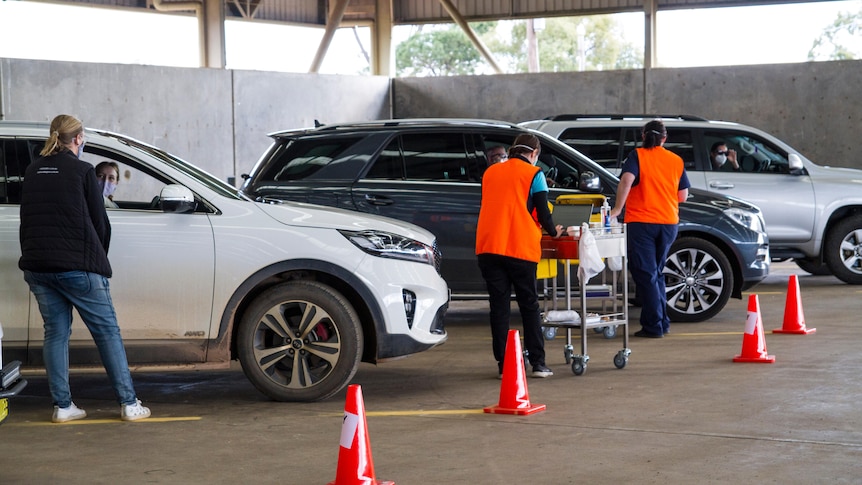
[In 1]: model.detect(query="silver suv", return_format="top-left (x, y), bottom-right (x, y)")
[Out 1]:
top-left (523, 115), bottom-right (862, 284)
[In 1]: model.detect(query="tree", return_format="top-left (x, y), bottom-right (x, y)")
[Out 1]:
top-left (491, 17), bottom-right (643, 72)
top-left (395, 16), bottom-right (643, 77)
top-left (809, 6), bottom-right (861, 61)
top-left (396, 25), bottom-right (487, 76)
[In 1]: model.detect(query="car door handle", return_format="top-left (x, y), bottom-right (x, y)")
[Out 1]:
top-left (709, 181), bottom-right (735, 190)
top-left (364, 194), bottom-right (394, 206)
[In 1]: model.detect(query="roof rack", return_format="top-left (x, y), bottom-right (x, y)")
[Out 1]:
top-left (545, 114), bottom-right (709, 122)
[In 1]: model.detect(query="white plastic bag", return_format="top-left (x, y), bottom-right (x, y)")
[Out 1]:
top-left (577, 223), bottom-right (605, 284)
top-left (608, 255), bottom-right (623, 272)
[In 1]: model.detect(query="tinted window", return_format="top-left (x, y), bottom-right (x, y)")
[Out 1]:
top-left (558, 127), bottom-right (621, 170)
top-left (258, 136), bottom-right (365, 182)
top-left (622, 127), bottom-right (694, 170)
top-left (366, 133), bottom-right (474, 182)
top-left (704, 130), bottom-right (790, 173)
top-left (366, 138), bottom-right (404, 179)
top-left (664, 129), bottom-right (695, 170)
top-left (0, 138), bottom-right (42, 205)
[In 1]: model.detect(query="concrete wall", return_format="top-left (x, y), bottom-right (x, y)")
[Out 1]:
top-left (0, 58), bottom-right (391, 183)
top-left (394, 60), bottom-right (862, 169)
top-left (2, 57), bottom-right (859, 177)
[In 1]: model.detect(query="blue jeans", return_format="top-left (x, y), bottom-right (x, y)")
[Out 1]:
top-left (23, 270), bottom-right (138, 408)
top-left (627, 223), bottom-right (678, 335)
top-left (477, 254), bottom-right (545, 368)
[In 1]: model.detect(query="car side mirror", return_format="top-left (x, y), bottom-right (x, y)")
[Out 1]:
top-left (578, 171), bottom-right (601, 193)
top-left (788, 153), bottom-right (804, 173)
top-left (159, 184), bottom-right (196, 214)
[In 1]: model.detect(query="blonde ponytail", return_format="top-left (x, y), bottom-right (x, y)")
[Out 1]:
top-left (40, 114), bottom-right (83, 156)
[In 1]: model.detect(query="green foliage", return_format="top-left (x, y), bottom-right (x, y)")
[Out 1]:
top-left (396, 16), bottom-right (643, 77)
top-left (395, 26), bottom-right (484, 76)
top-left (809, 6), bottom-right (861, 61)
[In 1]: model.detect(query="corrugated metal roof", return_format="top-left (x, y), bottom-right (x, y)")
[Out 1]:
top-left (44, 0), bottom-right (839, 26)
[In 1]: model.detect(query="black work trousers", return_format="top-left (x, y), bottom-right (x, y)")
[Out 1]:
top-left (478, 253), bottom-right (545, 369)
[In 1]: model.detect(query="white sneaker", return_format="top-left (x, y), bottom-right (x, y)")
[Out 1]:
top-left (121, 399), bottom-right (151, 421)
top-left (53, 402), bottom-right (87, 423)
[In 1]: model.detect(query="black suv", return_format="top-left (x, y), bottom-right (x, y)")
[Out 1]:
top-left (241, 119), bottom-right (770, 322)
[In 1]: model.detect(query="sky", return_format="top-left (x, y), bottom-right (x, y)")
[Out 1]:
top-left (0, 0), bottom-right (859, 74)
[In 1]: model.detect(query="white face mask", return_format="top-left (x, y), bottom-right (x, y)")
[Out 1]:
top-left (714, 154), bottom-right (727, 166)
top-left (99, 180), bottom-right (117, 197)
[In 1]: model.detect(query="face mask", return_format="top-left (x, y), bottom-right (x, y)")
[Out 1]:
top-left (714, 154), bottom-right (727, 166)
top-left (99, 179), bottom-right (117, 197)
top-left (77, 141), bottom-right (86, 158)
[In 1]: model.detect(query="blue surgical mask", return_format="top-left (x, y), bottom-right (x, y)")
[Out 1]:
top-left (77, 141), bottom-right (86, 158)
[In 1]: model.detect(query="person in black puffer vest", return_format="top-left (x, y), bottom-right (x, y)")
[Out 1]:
top-left (19, 114), bottom-right (151, 423)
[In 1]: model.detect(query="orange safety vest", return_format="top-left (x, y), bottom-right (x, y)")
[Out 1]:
top-left (625, 147), bottom-right (684, 224)
top-left (475, 158), bottom-right (543, 262)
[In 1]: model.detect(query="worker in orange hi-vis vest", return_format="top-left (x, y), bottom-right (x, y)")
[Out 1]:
top-left (610, 119), bottom-right (691, 339)
top-left (476, 133), bottom-right (565, 379)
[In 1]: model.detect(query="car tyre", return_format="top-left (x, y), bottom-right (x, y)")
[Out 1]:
top-left (663, 237), bottom-right (733, 323)
top-left (794, 258), bottom-right (831, 276)
top-left (824, 216), bottom-right (862, 284)
top-left (237, 281), bottom-right (362, 402)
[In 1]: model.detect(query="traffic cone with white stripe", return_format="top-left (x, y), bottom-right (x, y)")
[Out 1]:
top-left (733, 294), bottom-right (776, 363)
top-left (773, 274), bottom-right (816, 334)
top-left (327, 384), bottom-right (394, 485)
top-left (484, 329), bottom-right (547, 415)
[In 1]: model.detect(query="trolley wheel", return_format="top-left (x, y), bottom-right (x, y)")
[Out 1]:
top-left (593, 327), bottom-right (603, 334)
top-left (613, 351), bottom-right (628, 369)
top-left (542, 326), bottom-right (557, 341)
top-left (603, 325), bottom-right (617, 339)
top-left (572, 357), bottom-right (586, 376)
top-left (563, 345), bottom-right (574, 365)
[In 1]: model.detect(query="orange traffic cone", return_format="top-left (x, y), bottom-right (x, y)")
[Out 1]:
top-left (733, 294), bottom-right (776, 363)
top-left (328, 384), bottom-right (395, 485)
top-left (484, 329), bottom-right (547, 415)
top-left (773, 274), bottom-right (816, 334)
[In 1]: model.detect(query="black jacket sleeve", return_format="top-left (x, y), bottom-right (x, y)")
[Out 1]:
top-left (532, 190), bottom-right (557, 236)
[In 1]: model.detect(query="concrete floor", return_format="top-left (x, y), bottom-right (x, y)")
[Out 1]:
top-left (2, 263), bottom-right (861, 484)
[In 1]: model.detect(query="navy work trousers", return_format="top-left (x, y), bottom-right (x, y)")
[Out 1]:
top-left (627, 222), bottom-right (678, 336)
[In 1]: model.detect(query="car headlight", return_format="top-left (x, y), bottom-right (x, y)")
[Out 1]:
top-left (339, 230), bottom-right (437, 267)
top-left (723, 207), bottom-right (765, 233)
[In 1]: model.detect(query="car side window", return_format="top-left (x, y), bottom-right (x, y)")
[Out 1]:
top-left (0, 139), bottom-right (40, 205)
top-left (622, 127), bottom-right (694, 170)
top-left (368, 133), bottom-right (473, 182)
top-left (558, 127), bottom-right (622, 171)
top-left (664, 129), bottom-right (696, 170)
top-left (704, 130), bottom-right (791, 174)
top-left (82, 145), bottom-right (184, 210)
top-left (366, 138), bottom-right (404, 179)
top-left (258, 136), bottom-right (365, 182)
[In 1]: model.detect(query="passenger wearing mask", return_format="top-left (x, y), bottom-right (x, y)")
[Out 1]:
top-left (710, 142), bottom-right (741, 171)
top-left (95, 161), bottom-right (120, 208)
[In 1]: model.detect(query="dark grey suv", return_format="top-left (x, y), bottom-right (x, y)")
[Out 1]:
top-left (241, 119), bottom-right (770, 322)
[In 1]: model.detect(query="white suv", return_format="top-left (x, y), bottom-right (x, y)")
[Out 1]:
top-left (523, 115), bottom-right (862, 284)
top-left (0, 121), bottom-right (448, 402)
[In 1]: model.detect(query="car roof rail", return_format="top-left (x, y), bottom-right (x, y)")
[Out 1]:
top-left (544, 114), bottom-right (709, 122)
top-left (273, 118), bottom-right (522, 135)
